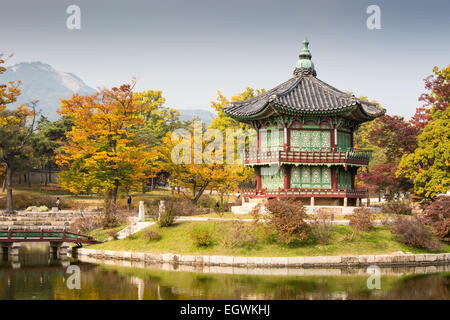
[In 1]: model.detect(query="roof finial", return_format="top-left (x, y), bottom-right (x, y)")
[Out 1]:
top-left (299, 38), bottom-right (312, 59)
top-left (294, 37), bottom-right (316, 77)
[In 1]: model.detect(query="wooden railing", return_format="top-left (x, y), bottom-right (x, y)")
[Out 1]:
top-left (242, 187), bottom-right (368, 198)
top-left (0, 228), bottom-right (100, 244)
top-left (244, 146), bottom-right (372, 166)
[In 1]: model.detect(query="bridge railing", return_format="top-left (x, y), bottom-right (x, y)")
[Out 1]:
top-left (0, 228), bottom-right (100, 244)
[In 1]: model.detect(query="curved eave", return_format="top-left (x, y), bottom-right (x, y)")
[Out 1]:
top-left (224, 102), bottom-right (357, 121)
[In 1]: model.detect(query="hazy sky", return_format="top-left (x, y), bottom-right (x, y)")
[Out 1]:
top-left (1, 0), bottom-right (449, 119)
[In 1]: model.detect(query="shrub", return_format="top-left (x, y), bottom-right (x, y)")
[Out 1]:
top-left (0, 193), bottom-right (74, 210)
top-left (191, 225), bottom-right (214, 247)
top-left (143, 229), bottom-right (161, 241)
top-left (259, 198), bottom-right (309, 245)
top-left (381, 201), bottom-right (412, 215)
top-left (423, 196), bottom-right (450, 242)
top-left (221, 221), bottom-right (258, 248)
top-left (38, 205), bottom-right (49, 212)
top-left (107, 229), bottom-right (119, 240)
top-left (158, 199), bottom-right (176, 227)
top-left (71, 214), bottom-right (103, 233)
top-left (310, 209), bottom-right (335, 244)
top-left (391, 216), bottom-right (441, 251)
top-left (349, 207), bottom-right (374, 231)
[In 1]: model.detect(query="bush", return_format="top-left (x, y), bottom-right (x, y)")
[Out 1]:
top-left (71, 215), bottom-right (103, 233)
top-left (423, 195), bottom-right (450, 242)
top-left (381, 201), bottom-right (412, 215)
top-left (310, 209), bottom-right (335, 244)
top-left (143, 229), bottom-right (161, 241)
top-left (391, 216), bottom-right (441, 251)
top-left (349, 207), bottom-right (374, 231)
top-left (158, 199), bottom-right (176, 227)
top-left (191, 225), bottom-right (214, 247)
top-left (258, 198), bottom-right (309, 245)
top-left (221, 221), bottom-right (258, 248)
top-left (0, 193), bottom-right (75, 210)
top-left (38, 205), bottom-right (49, 212)
top-left (107, 229), bottom-right (119, 240)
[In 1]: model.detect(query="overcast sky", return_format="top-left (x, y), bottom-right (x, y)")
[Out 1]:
top-left (1, 0), bottom-right (449, 119)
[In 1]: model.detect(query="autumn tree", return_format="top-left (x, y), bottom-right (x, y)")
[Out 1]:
top-left (57, 82), bottom-right (152, 210)
top-left (397, 107), bottom-right (450, 198)
top-left (32, 116), bottom-right (73, 186)
top-left (210, 87), bottom-right (265, 131)
top-left (0, 54), bottom-right (37, 213)
top-left (411, 65), bottom-right (449, 130)
top-left (134, 90), bottom-right (188, 191)
top-left (156, 121), bottom-right (252, 204)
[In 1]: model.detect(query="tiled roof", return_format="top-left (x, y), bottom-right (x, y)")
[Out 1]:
top-left (224, 74), bottom-right (385, 119)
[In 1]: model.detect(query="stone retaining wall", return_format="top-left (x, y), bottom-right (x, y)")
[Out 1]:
top-left (73, 248), bottom-right (450, 268)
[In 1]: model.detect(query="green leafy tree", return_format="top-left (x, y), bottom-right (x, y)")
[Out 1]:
top-left (397, 107), bottom-right (450, 198)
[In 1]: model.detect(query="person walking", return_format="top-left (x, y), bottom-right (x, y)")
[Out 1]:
top-left (127, 195), bottom-right (132, 211)
top-left (56, 197), bottom-right (61, 211)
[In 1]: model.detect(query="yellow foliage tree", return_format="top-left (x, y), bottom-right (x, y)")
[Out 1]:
top-left (56, 82), bottom-right (153, 209)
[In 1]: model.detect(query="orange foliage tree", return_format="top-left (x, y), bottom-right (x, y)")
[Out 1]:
top-left (56, 82), bottom-right (153, 211)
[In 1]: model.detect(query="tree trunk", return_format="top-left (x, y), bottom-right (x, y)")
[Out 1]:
top-left (142, 180), bottom-right (146, 194)
top-left (177, 186), bottom-right (180, 194)
top-left (193, 181), bottom-right (209, 204)
top-left (2, 179), bottom-right (6, 192)
top-left (111, 179), bottom-right (119, 209)
top-left (150, 177), bottom-right (155, 191)
top-left (171, 185), bottom-right (175, 195)
top-left (27, 172), bottom-right (31, 188)
top-left (18, 174), bottom-right (21, 184)
top-left (5, 159), bottom-right (14, 214)
top-left (48, 166), bottom-right (52, 183)
top-left (44, 166), bottom-right (48, 187)
top-left (192, 181), bottom-right (196, 197)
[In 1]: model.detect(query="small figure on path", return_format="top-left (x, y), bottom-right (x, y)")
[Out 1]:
top-left (127, 195), bottom-right (132, 211)
top-left (236, 191), bottom-right (241, 201)
top-left (56, 197), bottom-right (61, 211)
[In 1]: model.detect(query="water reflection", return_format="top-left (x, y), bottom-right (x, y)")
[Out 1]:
top-left (0, 246), bottom-right (448, 300)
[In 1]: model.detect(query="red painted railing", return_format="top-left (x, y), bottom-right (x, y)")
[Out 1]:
top-left (244, 146), bottom-right (372, 166)
top-left (0, 228), bottom-right (100, 244)
top-left (242, 187), bottom-right (368, 198)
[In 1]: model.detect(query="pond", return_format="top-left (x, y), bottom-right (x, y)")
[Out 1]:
top-left (0, 244), bottom-right (449, 300)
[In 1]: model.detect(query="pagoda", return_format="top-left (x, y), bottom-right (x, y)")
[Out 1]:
top-left (224, 39), bottom-right (385, 206)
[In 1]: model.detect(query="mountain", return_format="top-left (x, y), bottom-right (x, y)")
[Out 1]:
top-left (2, 62), bottom-right (96, 120)
top-left (2, 61), bottom-right (217, 125)
top-left (178, 108), bottom-right (216, 126)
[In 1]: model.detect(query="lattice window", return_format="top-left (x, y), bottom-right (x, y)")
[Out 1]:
top-left (322, 167), bottom-right (331, 189)
top-left (312, 166), bottom-right (321, 188)
top-left (260, 130), bottom-right (267, 151)
top-left (300, 131), bottom-right (310, 151)
top-left (261, 165), bottom-right (284, 189)
top-left (290, 166), bottom-right (301, 188)
top-left (291, 130), bottom-right (301, 150)
top-left (321, 131), bottom-right (331, 150)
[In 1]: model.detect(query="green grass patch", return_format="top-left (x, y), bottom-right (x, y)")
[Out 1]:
top-left (87, 224), bottom-right (127, 242)
top-left (89, 221), bottom-right (450, 256)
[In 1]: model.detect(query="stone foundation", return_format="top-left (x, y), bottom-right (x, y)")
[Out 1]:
top-left (73, 248), bottom-right (450, 269)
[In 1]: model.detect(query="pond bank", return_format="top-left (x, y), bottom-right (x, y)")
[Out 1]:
top-left (74, 253), bottom-right (450, 277)
top-left (73, 247), bottom-right (450, 269)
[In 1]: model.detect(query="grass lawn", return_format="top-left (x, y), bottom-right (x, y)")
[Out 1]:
top-left (87, 224), bottom-right (127, 242)
top-left (88, 220), bottom-right (450, 257)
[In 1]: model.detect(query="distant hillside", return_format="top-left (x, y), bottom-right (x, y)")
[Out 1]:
top-left (178, 108), bottom-right (216, 126)
top-left (2, 61), bottom-right (217, 125)
top-left (3, 62), bottom-right (96, 120)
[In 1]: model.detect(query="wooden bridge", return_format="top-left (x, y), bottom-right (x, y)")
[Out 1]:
top-left (0, 229), bottom-right (100, 246)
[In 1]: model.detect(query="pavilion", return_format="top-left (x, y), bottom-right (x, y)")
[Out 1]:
top-left (224, 39), bottom-right (385, 206)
